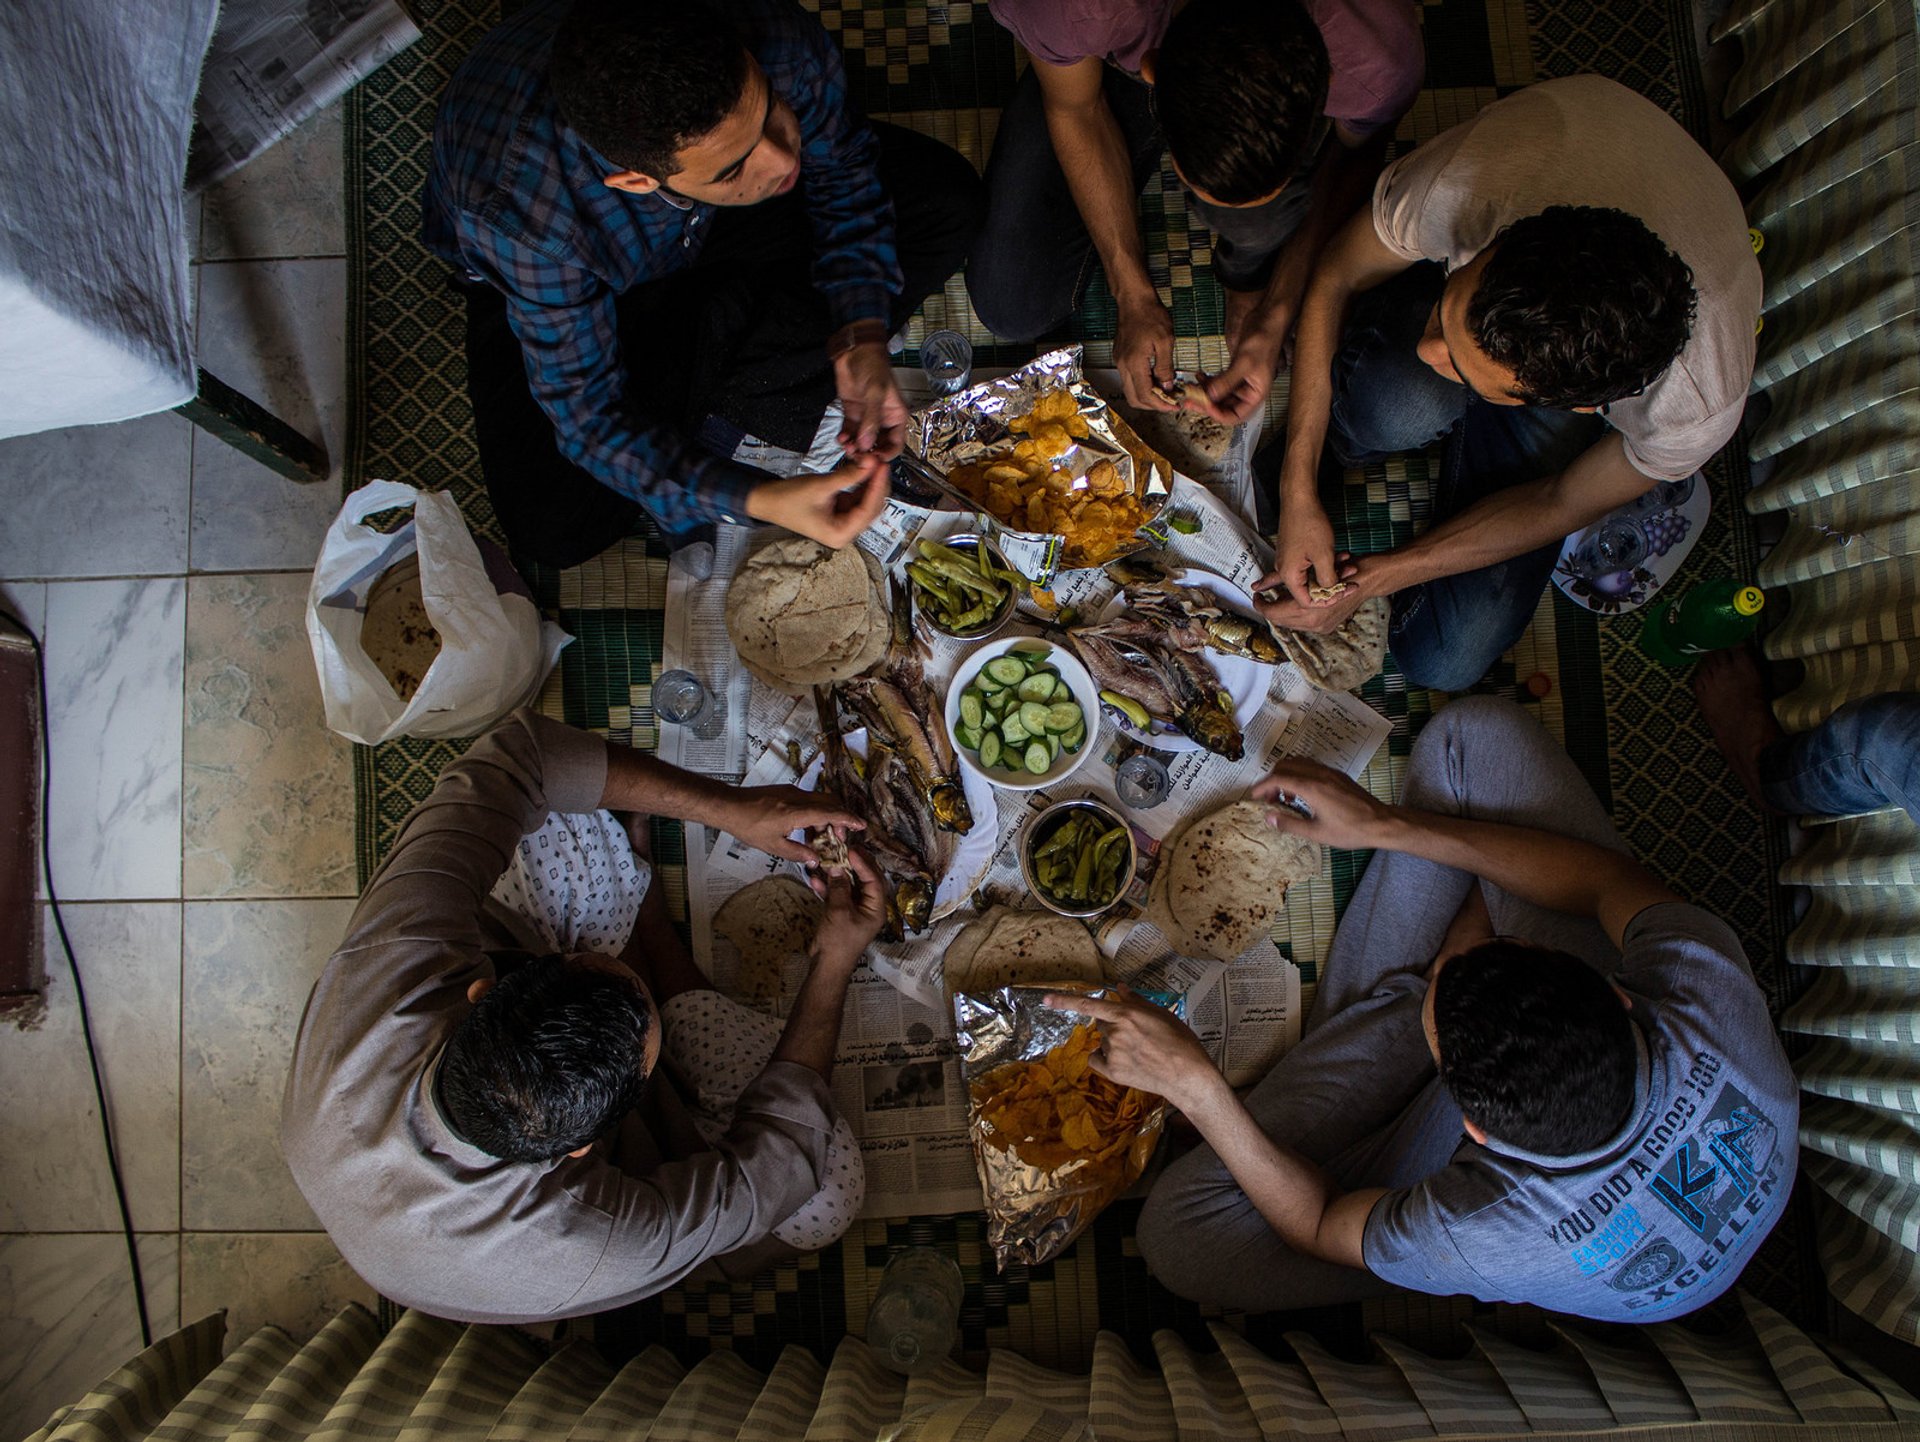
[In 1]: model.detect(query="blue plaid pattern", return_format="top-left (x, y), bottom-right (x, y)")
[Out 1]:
top-left (423, 0), bottom-right (901, 533)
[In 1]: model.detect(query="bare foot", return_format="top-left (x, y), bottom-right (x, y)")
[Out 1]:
top-left (1691, 648), bottom-right (1783, 811)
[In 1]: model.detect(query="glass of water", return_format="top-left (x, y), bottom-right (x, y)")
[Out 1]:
top-left (1115, 753), bottom-right (1171, 810)
top-left (921, 329), bottom-right (973, 396)
top-left (655, 669), bottom-right (726, 741)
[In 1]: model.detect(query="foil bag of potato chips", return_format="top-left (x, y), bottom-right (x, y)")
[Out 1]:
top-left (953, 983), bottom-right (1171, 1269)
top-left (909, 346), bottom-right (1174, 586)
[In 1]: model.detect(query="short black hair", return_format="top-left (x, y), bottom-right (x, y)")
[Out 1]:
top-left (548, 0), bottom-right (751, 180)
top-left (438, 955), bottom-right (654, 1162)
top-left (1432, 939), bottom-right (1637, 1157)
top-left (1154, 0), bottom-right (1330, 206)
top-left (1468, 205), bottom-right (1698, 410)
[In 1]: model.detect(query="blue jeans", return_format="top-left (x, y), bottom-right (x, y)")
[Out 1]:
top-left (1761, 693), bottom-right (1920, 824)
top-left (1326, 264), bottom-right (1607, 692)
top-left (966, 68), bottom-right (1320, 340)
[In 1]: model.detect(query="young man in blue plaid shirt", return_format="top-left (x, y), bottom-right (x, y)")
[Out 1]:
top-left (426, 0), bottom-right (982, 566)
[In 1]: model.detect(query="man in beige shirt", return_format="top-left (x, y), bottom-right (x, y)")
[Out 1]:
top-left (282, 709), bottom-right (879, 1325)
top-left (1253, 76), bottom-right (1761, 691)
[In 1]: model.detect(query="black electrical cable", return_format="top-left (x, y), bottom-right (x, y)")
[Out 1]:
top-left (1, 606), bottom-right (151, 1348)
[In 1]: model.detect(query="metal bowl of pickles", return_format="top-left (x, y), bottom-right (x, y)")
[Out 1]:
top-left (1020, 798), bottom-right (1137, 919)
top-left (906, 534), bottom-right (1019, 640)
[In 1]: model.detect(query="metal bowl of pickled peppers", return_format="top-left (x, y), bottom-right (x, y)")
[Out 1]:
top-left (907, 533), bottom-right (1019, 640)
top-left (1019, 797), bottom-right (1137, 919)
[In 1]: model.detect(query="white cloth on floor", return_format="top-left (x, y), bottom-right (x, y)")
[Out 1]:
top-left (661, 990), bottom-right (865, 1249)
top-left (488, 809), bottom-right (652, 957)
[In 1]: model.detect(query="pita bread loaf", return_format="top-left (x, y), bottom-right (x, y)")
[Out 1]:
top-left (1277, 596), bottom-right (1389, 693)
top-left (944, 905), bottom-right (1105, 997)
top-left (714, 877), bottom-right (823, 1008)
top-left (1147, 800), bottom-right (1320, 961)
top-left (360, 556), bottom-right (441, 701)
top-left (1118, 401), bottom-right (1235, 477)
top-left (724, 536), bottom-right (889, 693)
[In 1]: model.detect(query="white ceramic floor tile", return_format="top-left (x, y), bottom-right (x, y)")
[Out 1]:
top-left (179, 1233), bottom-right (373, 1353)
top-left (182, 899), bottom-right (355, 1230)
top-left (0, 413), bottom-right (192, 579)
top-left (42, 579), bottom-right (185, 901)
top-left (0, 1233), bottom-right (181, 1442)
top-left (183, 573), bottom-right (356, 899)
top-left (199, 106), bottom-right (346, 261)
top-left (0, 905), bottom-right (181, 1232)
top-left (190, 259), bottom-right (346, 573)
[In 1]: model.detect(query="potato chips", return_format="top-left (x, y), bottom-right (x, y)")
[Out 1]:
top-left (947, 387), bottom-right (1158, 569)
top-left (954, 983), bottom-right (1170, 1269)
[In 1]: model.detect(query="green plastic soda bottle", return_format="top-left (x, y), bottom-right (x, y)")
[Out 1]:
top-left (1638, 578), bottom-right (1765, 666)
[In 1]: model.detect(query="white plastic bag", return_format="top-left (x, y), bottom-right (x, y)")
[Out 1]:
top-left (307, 479), bottom-right (571, 744)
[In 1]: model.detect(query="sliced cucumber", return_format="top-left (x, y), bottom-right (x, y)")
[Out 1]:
top-left (954, 722), bottom-right (980, 750)
top-left (984, 656), bottom-right (1028, 687)
top-left (1017, 673), bottom-right (1055, 702)
top-left (959, 691), bottom-right (984, 730)
top-left (986, 688), bottom-right (1013, 716)
top-left (1023, 740), bottom-right (1051, 774)
top-left (978, 731), bottom-right (1003, 769)
top-left (1046, 734), bottom-right (1061, 762)
top-left (1061, 720), bottom-right (1087, 752)
top-left (1018, 700), bottom-right (1052, 734)
top-left (1002, 715), bottom-right (1030, 745)
top-left (1043, 701), bottom-right (1081, 734)
top-left (974, 667), bottom-right (1004, 693)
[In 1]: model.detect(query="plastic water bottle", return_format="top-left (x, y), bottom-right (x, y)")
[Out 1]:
top-left (1638, 578), bottom-right (1765, 666)
top-left (866, 1247), bottom-right (963, 1373)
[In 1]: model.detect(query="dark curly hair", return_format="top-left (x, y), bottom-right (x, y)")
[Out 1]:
top-left (1432, 939), bottom-right (1637, 1157)
top-left (438, 954), bottom-right (654, 1162)
top-left (549, 0), bottom-right (750, 181)
top-left (1154, 0), bottom-right (1330, 206)
top-left (1467, 206), bottom-right (1697, 410)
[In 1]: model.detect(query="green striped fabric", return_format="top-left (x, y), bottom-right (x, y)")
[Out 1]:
top-left (1150, 1336), bottom-right (1262, 1442)
top-left (1459, 1324), bottom-right (1617, 1432)
top-left (1282, 1331), bottom-right (1437, 1440)
top-left (1714, 0), bottom-right (1920, 1348)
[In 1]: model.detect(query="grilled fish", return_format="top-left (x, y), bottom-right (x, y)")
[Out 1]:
top-left (841, 581), bottom-right (974, 834)
top-left (1106, 553), bottom-right (1287, 664)
top-left (1064, 619), bottom-right (1245, 761)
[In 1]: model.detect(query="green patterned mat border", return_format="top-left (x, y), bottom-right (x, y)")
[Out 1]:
top-left (344, 0), bottom-right (1817, 1369)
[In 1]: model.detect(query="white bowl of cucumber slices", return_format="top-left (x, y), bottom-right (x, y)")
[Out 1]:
top-left (944, 636), bottom-right (1102, 791)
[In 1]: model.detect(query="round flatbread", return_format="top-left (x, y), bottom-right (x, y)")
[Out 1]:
top-left (714, 877), bottom-right (823, 1008)
top-left (1277, 596), bottom-right (1389, 693)
top-left (944, 905), bottom-right (1105, 997)
top-left (724, 537), bottom-right (889, 693)
top-left (1147, 800), bottom-right (1321, 961)
top-left (360, 556), bottom-right (440, 701)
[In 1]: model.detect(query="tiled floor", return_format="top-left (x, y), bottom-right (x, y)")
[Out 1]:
top-left (0, 106), bottom-right (376, 1441)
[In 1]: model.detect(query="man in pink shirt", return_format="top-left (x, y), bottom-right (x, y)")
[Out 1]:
top-left (968, 0), bottom-right (1422, 420)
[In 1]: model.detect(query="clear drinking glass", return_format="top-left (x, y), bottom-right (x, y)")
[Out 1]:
top-left (655, 669), bottom-right (725, 741)
top-left (921, 329), bottom-right (973, 396)
top-left (1115, 753), bottom-right (1171, 810)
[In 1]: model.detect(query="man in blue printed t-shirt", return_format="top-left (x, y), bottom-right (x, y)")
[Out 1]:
top-left (425, 0), bottom-right (982, 568)
top-left (1065, 696), bottom-right (1796, 1321)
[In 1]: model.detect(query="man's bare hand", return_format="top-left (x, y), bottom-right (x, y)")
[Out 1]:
top-left (1258, 493), bottom-right (1343, 607)
top-left (715, 784), bottom-right (865, 864)
top-left (1188, 304), bottom-right (1293, 426)
top-left (1042, 986), bottom-right (1221, 1111)
top-left (746, 454), bottom-right (888, 548)
top-left (808, 845), bottom-right (889, 969)
top-left (1114, 294), bottom-right (1180, 411)
top-left (1250, 761), bottom-right (1393, 852)
top-left (833, 340), bottom-right (908, 460)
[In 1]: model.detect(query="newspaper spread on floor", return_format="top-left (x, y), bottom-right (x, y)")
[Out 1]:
top-left (666, 456), bottom-right (1386, 1217)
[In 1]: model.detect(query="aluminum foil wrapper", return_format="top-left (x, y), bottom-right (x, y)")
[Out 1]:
top-left (953, 983), bottom-right (1171, 1271)
top-left (907, 346), bottom-right (1175, 586)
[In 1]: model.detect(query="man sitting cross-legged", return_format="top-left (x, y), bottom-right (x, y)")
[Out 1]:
top-left (1258, 76), bottom-right (1762, 692)
top-left (1078, 696), bottom-right (1796, 1320)
top-left (282, 709), bottom-right (883, 1325)
top-left (426, 0), bottom-right (984, 567)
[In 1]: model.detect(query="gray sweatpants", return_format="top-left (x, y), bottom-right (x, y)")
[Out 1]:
top-left (1136, 696), bottom-right (1631, 1311)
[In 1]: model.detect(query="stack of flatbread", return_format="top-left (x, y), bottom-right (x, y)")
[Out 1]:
top-left (713, 877), bottom-right (823, 1010)
top-left (944, 905), bottom-right (1106, 996)
top-left (1146, 800), bottom-right (1321, 962)
top-left (1276, 595), bottom-right (1390, 694)
top-left (723, 536), bottom-right (890, 693)
top-left (360, 556), bottom-right (441, 701)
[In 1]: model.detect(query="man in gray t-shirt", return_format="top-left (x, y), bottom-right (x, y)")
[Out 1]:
top-left (1078, 696), bottom-right (1795, 1320)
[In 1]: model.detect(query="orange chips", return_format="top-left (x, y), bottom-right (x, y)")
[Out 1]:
top-left (947, 389), bottom-right (1154, 567)
top-left (969, 1023), bottom-right (1156, 1175)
